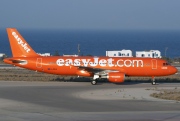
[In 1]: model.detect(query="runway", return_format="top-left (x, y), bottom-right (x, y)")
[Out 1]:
top-left (0, 81), bottom-right (180, 121)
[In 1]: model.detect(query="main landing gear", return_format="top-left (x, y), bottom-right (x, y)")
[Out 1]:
top-left (151, 76), bottom-right (156, 85)
top-left (91, 75), bottom-right (100, 85)
top-left (91, 79), bottom-right (97, 85)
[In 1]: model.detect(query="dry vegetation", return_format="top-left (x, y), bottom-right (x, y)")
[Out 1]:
top-left (0, 66), bottom-right (91, 82)
top-left (150, 87), bottom-right (180, 101)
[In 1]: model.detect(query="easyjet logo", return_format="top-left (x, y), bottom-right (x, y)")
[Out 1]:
top-left (12, 32), bottom-right (30, 53)
top-left (56, 58), bottom-right (143, 67)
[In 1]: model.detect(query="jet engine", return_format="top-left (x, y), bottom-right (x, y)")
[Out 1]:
top-left (107, 72), bottom-right (125, 83)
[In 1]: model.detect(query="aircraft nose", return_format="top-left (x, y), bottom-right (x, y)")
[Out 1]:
top-left (171, 66), bottom-right (178, 74)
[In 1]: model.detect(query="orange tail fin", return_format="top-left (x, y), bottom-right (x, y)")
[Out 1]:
top-left (6, 28), bottom-right (40, 57)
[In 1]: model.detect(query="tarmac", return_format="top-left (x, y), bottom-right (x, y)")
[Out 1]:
top-left (0, 81), bottom-right (180, 121)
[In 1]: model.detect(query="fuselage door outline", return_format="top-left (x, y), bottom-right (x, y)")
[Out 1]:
top-left (36, 58), bottom-right (42, 68)
top-left (151, 59), bottom-right (157, 69)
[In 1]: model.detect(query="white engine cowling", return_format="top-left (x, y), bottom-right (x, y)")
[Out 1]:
top-left (107, 72), bottom-right (125, 83)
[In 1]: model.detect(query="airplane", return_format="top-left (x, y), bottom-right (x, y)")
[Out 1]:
top-left (4, 28), bottom-right (178, 85)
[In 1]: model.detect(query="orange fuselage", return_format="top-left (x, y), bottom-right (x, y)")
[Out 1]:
top-left (4, 56), bottom-right (177, 77)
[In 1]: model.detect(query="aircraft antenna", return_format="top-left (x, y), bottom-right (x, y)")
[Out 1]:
top-left (78, 44), bottom-right (80, 56)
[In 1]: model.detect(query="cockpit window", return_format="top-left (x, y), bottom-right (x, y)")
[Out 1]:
top-left (163, 63), bottom-right (169, 66)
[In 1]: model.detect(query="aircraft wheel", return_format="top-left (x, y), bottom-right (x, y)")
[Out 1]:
top-left (151, 81), bottom-right (156, 85)
top-left (151, 76), bottom-right (156, 85)
top-left (91, 80), bottom-right (97, 85)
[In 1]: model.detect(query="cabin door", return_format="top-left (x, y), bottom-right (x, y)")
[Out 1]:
top-left (36, 58), bottom-right (42, 68)
top-left (151, 59), bottom-right (157, 69)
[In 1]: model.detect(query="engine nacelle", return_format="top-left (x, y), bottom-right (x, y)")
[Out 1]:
top-left (107, 72), bottom-right (125, 83)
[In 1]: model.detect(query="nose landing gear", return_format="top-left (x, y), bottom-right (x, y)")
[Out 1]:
top-left (151, 76), bottom-right (156, 85)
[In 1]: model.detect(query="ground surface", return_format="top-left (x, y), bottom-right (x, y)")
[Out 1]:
top-left (0, 82), bottom-right (180, 121)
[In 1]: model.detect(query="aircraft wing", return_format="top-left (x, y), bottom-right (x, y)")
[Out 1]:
top-left (77, 66), bottom-right (118, 75)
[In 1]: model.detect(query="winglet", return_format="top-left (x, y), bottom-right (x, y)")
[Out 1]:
top-left (6, 28), bottom-right (40, 57)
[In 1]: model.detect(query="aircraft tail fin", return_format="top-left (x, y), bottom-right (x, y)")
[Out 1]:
top-left (6, 28), bottom-right (40, 57)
